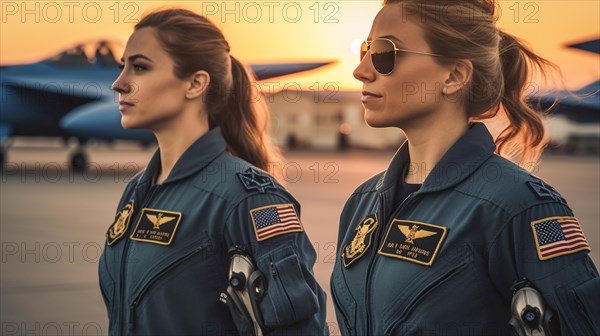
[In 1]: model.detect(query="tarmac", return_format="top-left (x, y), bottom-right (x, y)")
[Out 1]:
top-left (1, 143), bottom-right (598, 335)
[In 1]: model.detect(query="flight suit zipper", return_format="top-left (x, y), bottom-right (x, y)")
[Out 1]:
top-left (119, 184), bottom-right (161, 335)
top-left (365, 192), bottom-right (416, 334)
top-left (269, 261), bottom-right (297, 319)
top-left (331, 282), bottom-right (353, 335)
top-left (129, 244), bottom-right (206, 330)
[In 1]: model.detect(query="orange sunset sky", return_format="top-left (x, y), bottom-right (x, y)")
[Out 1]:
top-left (1, 1), bottom-right (599, 91)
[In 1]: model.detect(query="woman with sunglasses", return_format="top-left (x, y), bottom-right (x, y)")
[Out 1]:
top-left (100, 8), bottom-right (328, 335)
top-left (331, 1), bottom-right (599, 335)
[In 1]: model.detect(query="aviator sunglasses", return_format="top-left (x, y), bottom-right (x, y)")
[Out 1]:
top-left (360, 38), bottom-right (442, 75)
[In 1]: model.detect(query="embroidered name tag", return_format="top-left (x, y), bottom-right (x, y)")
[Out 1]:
top-left (130, 208), bottom-right (182, 245)
top-left (341, 214), bottom-right (378, 267)
top-left (107, 201), bottom-right (134, 246)
top-left (378, 219), bottom-right (447, 266)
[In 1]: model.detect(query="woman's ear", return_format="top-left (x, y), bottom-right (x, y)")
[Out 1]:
top-left (442, 60), bottom-right (473, 96)
top-left (186, 70), bottom-right (210, 99)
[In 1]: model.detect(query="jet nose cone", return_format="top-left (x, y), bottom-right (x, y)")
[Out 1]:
top-left (60, 101), bottom-right (155, 142)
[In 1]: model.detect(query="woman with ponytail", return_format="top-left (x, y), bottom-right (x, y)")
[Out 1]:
top-left (332, 1), bottom-right (598, 335)
top-left (100, 8), bottom-right (327, 335)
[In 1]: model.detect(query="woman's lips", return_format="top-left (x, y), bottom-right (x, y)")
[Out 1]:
top-left (119, 101), bottom-right (135, 112)
top-left (361, 91), bottom-right (382, 103)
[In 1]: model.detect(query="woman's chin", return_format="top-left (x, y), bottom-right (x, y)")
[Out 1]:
top-left (364, 113), bottom-right (389, 128)
top-left (121, 118), bottom-right (142, 130)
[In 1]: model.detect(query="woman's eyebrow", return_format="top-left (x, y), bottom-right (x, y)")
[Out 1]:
top-left (120, 54), bottom-right (153, 63)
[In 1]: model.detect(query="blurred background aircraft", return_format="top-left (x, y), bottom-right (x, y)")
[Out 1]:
top-left (533, 37), bottom-right (600, 154)
top-left (0, 39), bottom-right (333, 170)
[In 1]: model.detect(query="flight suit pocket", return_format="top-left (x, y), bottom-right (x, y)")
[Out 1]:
top-left (383, 250), bottom-right (474, 335)
top-left (571, 277), bottom-right (600, 333)
top-left (98, 256), bottom-right (115, 319)
top-left (257, 244), bottom-right (318, 328)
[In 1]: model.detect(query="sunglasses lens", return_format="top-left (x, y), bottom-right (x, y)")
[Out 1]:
top-left (370, 39), bottom-right (395, 75)
top-left (360, 41), bottom-right (368, 62)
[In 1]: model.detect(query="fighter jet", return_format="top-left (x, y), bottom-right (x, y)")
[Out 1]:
top-left (0, 39), bottom-right (333, 170)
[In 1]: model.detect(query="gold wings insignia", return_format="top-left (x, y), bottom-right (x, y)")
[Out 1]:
top-left (399, 225), bottom-right (411, 238)
top-left (398, 224), bottom-right (437, 243)
top-left (414, 230), bottom-right (437, 239)
top-left (147, 213), bottom-right (177, 229)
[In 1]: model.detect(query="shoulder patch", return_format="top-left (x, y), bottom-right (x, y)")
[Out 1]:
top-left (130, 208), bottom-right (182, 245)
top-left (531, 216), bottom-right (590, 260)
top-left (250, 204), bottom-right (303, 241)
top-left (106, 200), bottom-right (134, 246)
top-left (341, 214), bottom-right (378, 267)
top-left (527, 180), bottom-right (567, 204)
top-left (238, 168), bottom-right (276, 193)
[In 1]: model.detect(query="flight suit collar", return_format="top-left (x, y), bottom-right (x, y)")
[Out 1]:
top-left (378, 122), bottom-right (496, 194)
top-left (138, 127), bottom-right (227, 185)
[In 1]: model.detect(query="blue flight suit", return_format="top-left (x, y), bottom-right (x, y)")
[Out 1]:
top-left (99, 127), bottom-right (328, 335)
top-left (331, 123), bottom-right (599, 335)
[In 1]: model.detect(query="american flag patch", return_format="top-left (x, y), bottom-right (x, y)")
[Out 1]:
top-left (531, 216), bottom-right (590, 260)
top-left (250, 204), bottom-right (303, 241)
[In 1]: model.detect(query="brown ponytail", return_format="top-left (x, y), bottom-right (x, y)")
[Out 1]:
top-left (135, 8), bottom-right (283, 179)
top-left (217, 55), bottom-right (283, 177)
top-left (494, 30), bottom-right (557, 164)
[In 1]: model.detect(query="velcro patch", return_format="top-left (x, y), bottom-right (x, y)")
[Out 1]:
top-left (378, 219), bottom-right (447, 266)
top-left (250, 204), bottom-right (303, 241)
top-left (130, 208), bottom-right (182, 245)
top-left (531, 216), bottom-right (590, 260)
top-left (238, 168), bottom-right (276, 193)
top-left (527, 180), bottom-right (567, 204)
top-left (341, 214), bottom-right (378, 267)
top-left (107, 201), bottom-right (134, 246)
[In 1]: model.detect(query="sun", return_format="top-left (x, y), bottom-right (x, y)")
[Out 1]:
top-left (350, 38), bottom-right (364, 56)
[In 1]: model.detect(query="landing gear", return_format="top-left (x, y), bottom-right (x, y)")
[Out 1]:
top-left (0, 148), bottom-right (5, 171)
top-left (70, 150), bottom-right (88, 172)
top-left (0, 137), bottom-right (12, 171)
top-left (140, 140), bottom-right (156, 150)
top-left (69, 138), bottom-right (89, 173)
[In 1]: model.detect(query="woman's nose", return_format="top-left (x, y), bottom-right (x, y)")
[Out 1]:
top-left (353, 55), bottom-right (375, 83)
top-left (111, 76), bottom-right (130, 94)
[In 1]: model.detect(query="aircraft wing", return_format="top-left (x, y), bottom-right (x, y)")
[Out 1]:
top-left (534, 79), bottom-right (599, 108)
top-left (532, 80), bottom-right (600, 124)
top-left (535, 89), bottom-right (600, 111)
top-left (566, 37), bottom-right (600, 54)
top-left (1, 62), bottom-right (116, 99)
top-left (249, 61), bottom-right (334, 80)
top-left (2, 77), bottom-right (112, 101)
